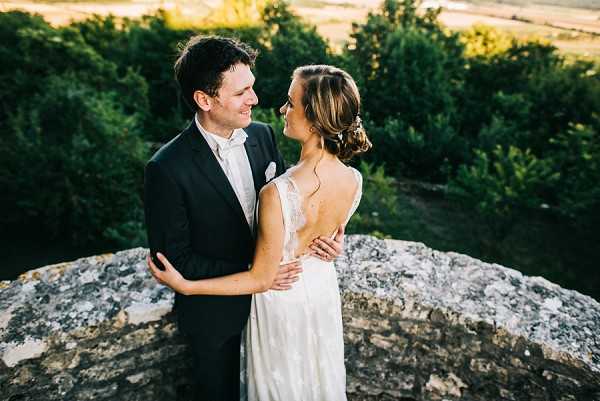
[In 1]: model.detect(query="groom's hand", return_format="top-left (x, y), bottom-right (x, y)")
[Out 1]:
top-left (310, 225), bottom-right (345, 262)
top-left (270, 260), bottom-right (303, 291)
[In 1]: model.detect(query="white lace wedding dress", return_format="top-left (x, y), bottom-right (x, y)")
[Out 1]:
top-left (240, 167), bottom-right (363, 401)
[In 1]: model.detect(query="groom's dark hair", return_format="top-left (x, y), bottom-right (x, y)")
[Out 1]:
top-left (174, 35), bottom-right (258, 111)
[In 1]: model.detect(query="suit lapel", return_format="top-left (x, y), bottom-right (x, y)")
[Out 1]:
top-left (244, 132), bottom-right (265, 194)
top-left (186, 123), bottom-right (248, 229)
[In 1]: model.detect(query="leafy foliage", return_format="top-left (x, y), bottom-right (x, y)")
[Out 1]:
top-left (254, 1), bottom-right (334, 109)
top-left (346, 162), bottom-right (402, 238)
top-left (0, 11), bottom-right (149, 247)
top-left (546, 122), bottom-right (600, 230)
top-left (0, 74), bottom-right (148, 246)
top-left (449, 145), bottom-right (559, 240)
top-left (343, 0), bottom-right (465, 180)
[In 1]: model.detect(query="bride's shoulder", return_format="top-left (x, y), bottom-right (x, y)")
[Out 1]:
top-left (347, 165), bottom-right (361, 175)
top-left (275, 166), bottom-right (303, 186)
top-left (349, 165), bottom-right (363, 180)
top-left (258, 181), bottom-right (281, 207)
top-left (261, 170), bottom-right (295, 198)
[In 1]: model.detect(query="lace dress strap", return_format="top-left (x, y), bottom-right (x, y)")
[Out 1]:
top-left (344, 167), bottom-right (363, 225)
top-left (272, 178), bottom-right (291, 233)
top-left (272, 174), bottom-right (306, 262)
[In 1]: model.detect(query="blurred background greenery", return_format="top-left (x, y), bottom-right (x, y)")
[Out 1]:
top-left (1, 0), bottom-right (598, 301)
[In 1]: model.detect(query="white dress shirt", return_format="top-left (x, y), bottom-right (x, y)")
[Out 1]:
top-left (195, 114), bottom-right (257, 232)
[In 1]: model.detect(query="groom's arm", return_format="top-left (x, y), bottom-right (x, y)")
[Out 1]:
top-left (144, 160), bottom-right (244, 281)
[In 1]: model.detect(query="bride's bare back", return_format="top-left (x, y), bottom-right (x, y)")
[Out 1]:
top-left (286, 158), bottom-right (360, 259)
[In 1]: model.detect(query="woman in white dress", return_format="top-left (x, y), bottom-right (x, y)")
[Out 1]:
top-left (148, 64), bottom-right (371, 400)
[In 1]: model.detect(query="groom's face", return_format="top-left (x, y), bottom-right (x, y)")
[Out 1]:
top-left (210, 63), bottom-right (258, 131)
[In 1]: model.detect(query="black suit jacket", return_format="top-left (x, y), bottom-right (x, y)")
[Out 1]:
top-left (144, 120), bottom-right (286, 345)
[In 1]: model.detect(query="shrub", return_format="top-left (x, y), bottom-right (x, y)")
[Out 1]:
top-left (449, 145), bottom-right (559, 241)
top-left (460, 24), bottom-right (513, 59)
top-left (342, 0), bottom-right (465, 179)
top-left (366, 115), bottom-right (461, 180)
top-left (346, 162), bottom-right (402, 238)
top-left (547, 122), bottom-right (600, 231)
top-left (0, 75), bottom-right (149, 246)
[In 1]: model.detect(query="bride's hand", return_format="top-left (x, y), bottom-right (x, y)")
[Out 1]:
top-left (147, 253), bottom-right (190, 295)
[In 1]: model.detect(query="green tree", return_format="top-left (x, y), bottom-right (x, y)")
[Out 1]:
top-left (449, 145), bottom-right (559, 242)
top-left (547, 122), bottom-right (600, 231)
top-left (0, 12), bottom-right (150, 247)
top-left (346, 162), bottom-right (402, 238)
top-left (342, 0), bottom-right (465, 179)
top-left (459, 40), bottom-right (561, 144)
top-left (0, 75), bottom-right (149, 246)
top-left (254, 1), bottom-right (333, 109)
top-left (460, 24), bottom-right (513, 59)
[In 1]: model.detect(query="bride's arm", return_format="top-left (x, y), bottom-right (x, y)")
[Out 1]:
top-left (148, 184), bottom-right (286, 296)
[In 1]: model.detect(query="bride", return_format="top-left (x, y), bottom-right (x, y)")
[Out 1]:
top-left (148, 64), bottom-right (371, 400)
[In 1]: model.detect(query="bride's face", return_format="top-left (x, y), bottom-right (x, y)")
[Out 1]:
top-left (279, 77), bottom-right (313, 141)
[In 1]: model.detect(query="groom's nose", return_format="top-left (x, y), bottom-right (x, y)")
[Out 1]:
top-left (247, 88), bottom-right (258, 106)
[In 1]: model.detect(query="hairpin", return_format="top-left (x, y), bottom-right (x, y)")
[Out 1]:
top-left (353, 115), bottom-right (362, 135)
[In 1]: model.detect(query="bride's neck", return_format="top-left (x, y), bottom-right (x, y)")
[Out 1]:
top-left (299, 136), bottom-right (334, 165)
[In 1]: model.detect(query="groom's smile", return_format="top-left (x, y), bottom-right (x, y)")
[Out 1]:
top-left (213, 63), bottom-right (258, 134)
top-left (193, 62), bottom-right (258, 138)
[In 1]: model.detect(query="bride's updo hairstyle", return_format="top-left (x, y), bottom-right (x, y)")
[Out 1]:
top-left (293, 65), bottom-right (372, 161)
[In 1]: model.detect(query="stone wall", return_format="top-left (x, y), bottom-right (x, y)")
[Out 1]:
top-left (1, 236), bottom-right (599, 400)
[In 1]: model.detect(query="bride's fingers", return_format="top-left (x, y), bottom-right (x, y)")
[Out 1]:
top-left (273, 274), bottom-right (299, 284)
top-left (274, 276), bottom-right (299, 284)
top-left (156, 253), bottom-right (174, 271)
top-left (147, 255), bottom-right (163, 281)
top-left (271, 283), bottom-right (292, 290)
top-left (278, 263), bottom-right (302, 275)
top-left (279, 259), bottom-right (302, 270)
top-left (286, 266), bottom-right (302, 276)
top-left (283, 269), bottom-right (301, 280)
top-left (147, 255), bottom-right (157, 273)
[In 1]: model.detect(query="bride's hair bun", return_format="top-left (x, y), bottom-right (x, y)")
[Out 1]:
top-left (293, 65), bottom-right (372, 161)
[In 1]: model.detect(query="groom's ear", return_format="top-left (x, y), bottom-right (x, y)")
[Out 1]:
top-left (193, 90), bottom-right (212, 112)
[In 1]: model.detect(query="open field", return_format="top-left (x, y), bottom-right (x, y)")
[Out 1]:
top-left (2, 0), bottom-right (600, 55)
top-left (0, 0), bottom-right (192, 25)
top-left (294, 0), bottom-right (600, 55)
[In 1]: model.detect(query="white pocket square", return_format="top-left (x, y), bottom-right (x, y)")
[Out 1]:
top-left (265, 161), bottom-right (277, 182)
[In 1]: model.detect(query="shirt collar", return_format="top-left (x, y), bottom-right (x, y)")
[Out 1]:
top-left (195, 113), bottom-right (247, 151)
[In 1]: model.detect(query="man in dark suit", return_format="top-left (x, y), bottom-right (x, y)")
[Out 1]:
top-left (144, 36), bottom-right (343, 401)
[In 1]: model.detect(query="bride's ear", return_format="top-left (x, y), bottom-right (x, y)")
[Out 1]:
top-left (194, 90), bottom-right (212, 112)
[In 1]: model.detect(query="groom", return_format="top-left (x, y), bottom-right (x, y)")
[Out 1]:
top-left (144, 36), bottom-right (343, 400)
